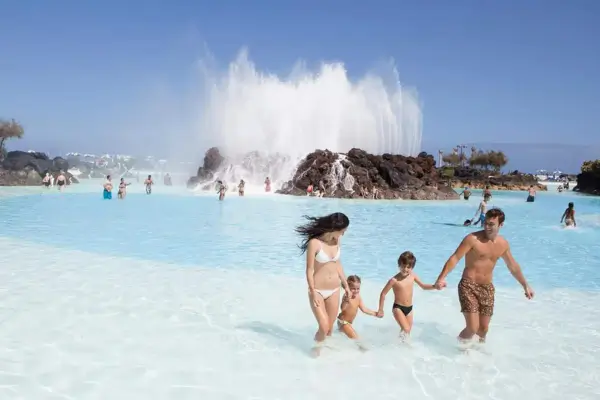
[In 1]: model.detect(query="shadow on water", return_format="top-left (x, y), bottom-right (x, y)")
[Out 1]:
top-left (431, 222), bottom-right (471, 228)
top-left (237, 321), bottom-right (313, 356)
top-left (362, 320), bottom-right (465, 358)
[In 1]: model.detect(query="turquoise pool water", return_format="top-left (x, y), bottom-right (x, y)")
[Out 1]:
top-left (1, 188), bottom-right (598, 290)
top-left (0, 185), bottom-right (598, 399)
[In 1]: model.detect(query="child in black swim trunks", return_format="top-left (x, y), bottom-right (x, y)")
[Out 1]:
top-left (376, 251), bottom-right (442, 338)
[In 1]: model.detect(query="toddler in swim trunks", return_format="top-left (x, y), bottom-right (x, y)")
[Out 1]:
top-left (377, 251), bottom-right (441, 339)
top-left (337, 275), bottom-right (380, 345)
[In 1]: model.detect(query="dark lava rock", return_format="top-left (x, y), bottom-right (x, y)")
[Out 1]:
top-left (276, 148), bottom-right (458, 200)
top-left (0, 151), bottom-right (78, 186)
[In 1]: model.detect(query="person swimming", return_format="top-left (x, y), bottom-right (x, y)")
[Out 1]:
top-left (238, 179), bottom-right (245, 196)
top-left (560, 202), bottom-right (576, 227)
top-left (295, 212), bottom-right (352, 357)
top-left (264, 177), bottom-right (271, 192)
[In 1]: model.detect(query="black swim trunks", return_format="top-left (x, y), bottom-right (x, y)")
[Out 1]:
top-left (393, 303), bottom-right (413, 316)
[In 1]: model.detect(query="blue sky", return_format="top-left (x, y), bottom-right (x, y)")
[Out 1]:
top-left (1, 0), bottom-right (599, 172)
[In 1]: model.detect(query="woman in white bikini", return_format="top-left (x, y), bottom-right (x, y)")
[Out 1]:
top-left (295, 212), bottom-right (352, 356)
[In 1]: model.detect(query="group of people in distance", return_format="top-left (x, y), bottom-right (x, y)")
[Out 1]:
top-left (102, 174), bottom-right (154, 200)
top-left (296, 208), bottom-right (535, 357)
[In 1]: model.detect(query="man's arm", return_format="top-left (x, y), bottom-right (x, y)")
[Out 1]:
top-left (501, 243), bottom-right (529, 289)
top-left (435, 234), bottom-right (474, 287)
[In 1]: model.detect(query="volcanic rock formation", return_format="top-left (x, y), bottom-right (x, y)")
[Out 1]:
top-left (277, 148), bottom-right (458, 200)
top-left (447, 167), bottom-right (547, 191)
top-left (0, 151), bottom-right (78, 186)
top-left (574, 160), bottom-right (600, 195)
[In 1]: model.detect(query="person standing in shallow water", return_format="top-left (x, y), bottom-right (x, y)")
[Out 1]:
top-left (295, 212), bottom-right (352, 357)
top-left (560, 202), bottom-right (576, 227)
top-left (434, 208), bottom-right (535, 343)
top-left (526, 185), bottom-right (536, 202)
top-left (144, 175), bottom-right (153, 194)
top-left (103, 175), bottom-right (113, 199)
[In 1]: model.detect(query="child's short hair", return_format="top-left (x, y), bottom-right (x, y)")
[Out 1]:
top-left (398, 251), bottom-right (416, 268)
top-left (347, 275), bottom-right (361, 285)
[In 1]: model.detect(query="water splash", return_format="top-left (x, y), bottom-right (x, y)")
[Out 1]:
top-left (195, 49), bottom-right (423, 189)
top-left (328, 155), bottom-right (355, 193)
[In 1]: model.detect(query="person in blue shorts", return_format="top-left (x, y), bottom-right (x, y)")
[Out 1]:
top-left (470, 193), bottom-right (490, 226)
top-left (103, 175), bottom-right (113, 199)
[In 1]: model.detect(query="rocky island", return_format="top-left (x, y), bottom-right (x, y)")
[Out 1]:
top-left (444, 167), bottom-right (547, 192)
top-left (277, 148), bottom-right (457, 200)
top-left (0, 151), bottom-right (78, 186)
top-left (574, 160), bottom-right (600, 195)
top-left (187, 147), bottom-right (459, 200)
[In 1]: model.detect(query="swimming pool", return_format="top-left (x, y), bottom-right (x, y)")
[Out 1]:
top-left (0, 185), bottom-right (598, 399)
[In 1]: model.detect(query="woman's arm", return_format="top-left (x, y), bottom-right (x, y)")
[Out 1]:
top-left (305, 240), bottom-right (317, 291)
top-left (336, 263), bottom-right (351, 296)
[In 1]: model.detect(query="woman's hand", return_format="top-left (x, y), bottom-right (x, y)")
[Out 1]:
top-left (309, 288), bottom-right (319, 308)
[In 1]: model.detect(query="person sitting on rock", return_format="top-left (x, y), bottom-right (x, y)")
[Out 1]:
top-left (372, 187), bottom-right (379, 199)
top-left (318, 180), bottom-right (326, 197)
top-left (307, 183), bottom-right (314, 196)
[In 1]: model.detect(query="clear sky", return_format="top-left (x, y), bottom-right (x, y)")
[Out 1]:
top-left (1, 0), bottom-right (599, 172)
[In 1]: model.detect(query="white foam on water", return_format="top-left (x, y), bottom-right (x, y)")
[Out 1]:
top-left (0, 237), bottom-right (598, 399)
top-left (194, 49), bottom-right (423, 189)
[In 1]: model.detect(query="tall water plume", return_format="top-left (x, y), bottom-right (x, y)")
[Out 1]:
top-left (196, 49), bottom-right (423, 190)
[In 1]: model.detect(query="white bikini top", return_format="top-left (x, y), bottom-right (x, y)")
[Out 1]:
top-left (314, 243), bottom-right (341, 264)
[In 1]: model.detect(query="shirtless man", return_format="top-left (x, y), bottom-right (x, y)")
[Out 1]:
top-left (471, 193), bottom-right (490, 226)
top-left (526, 185), bottom-right (536, 202)
top-left (434, 208), bottom-right (534, 343)
top-left (144, 175), bottom-right (154, 194)
top-left (56, 171), bottom-right (67, 191)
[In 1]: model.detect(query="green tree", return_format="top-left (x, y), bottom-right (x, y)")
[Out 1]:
top-left (468, 150), bottom-right (490, 169)
top-left (0, 119), bottom-right (24, 160)
top-left (487, 150), bottom-right (508, 172)
top-left (442, 153), bottom-right (460, 166)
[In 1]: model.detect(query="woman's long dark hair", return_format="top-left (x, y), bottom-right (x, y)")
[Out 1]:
top-left (295, 212), bottom-right (350, 254)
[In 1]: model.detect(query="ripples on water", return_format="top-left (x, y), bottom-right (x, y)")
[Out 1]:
top-left (0, 185), bottom-right (598, 399)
